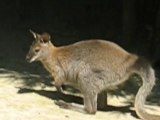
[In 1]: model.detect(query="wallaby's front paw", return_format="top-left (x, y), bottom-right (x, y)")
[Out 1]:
top-left (56, 86), bottom-right (65, 94)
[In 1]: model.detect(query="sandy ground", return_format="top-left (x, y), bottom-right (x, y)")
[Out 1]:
top-left (0, 65), bottom-right (160, 120)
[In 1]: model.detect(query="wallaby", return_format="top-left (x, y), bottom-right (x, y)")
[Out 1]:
top-left (26, 30), bottom-right (160, 120)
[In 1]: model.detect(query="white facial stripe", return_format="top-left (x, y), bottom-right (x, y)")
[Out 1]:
top-left (30, 55), bottom-right (38, 63)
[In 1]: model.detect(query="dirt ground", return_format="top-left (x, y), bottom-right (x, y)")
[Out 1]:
top-left (0, 58), bottom-right (160, 120)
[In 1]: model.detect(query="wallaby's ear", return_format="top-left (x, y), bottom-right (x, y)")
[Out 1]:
top-left (41, 32), bottom-right (51, 43)
top-left (29, 30), bottom-right (51, 43)
top-left (29, 29), bottom-right (37, 39)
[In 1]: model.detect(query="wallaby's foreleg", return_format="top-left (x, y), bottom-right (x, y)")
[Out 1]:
top-left (54, 77), bottom-right (65, 94)
top-left (55, 86), bottom-right (64, 93)
top-left (55, 93), bottom-right (98, 114)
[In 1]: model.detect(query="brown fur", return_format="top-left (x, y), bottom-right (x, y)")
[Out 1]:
top-left (26, 31), bottom-right (160, 120)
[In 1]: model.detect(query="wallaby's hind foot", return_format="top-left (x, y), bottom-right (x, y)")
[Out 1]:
top-left (55, 100), bottom-right (87, 114)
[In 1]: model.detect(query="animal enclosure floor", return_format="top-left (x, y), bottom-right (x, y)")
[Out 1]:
top-left (0, 67), bottom-right (160, 120)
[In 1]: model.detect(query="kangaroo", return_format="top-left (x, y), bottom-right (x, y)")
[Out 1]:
top-left (26, 30), bottom-right (160, 120)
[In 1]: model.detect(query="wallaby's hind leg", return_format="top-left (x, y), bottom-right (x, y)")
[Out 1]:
top-left (84, 93), bottom-right (97, 114)
top-left (97, 91), bottom-right (107, 110)
top-left (55, 93), bottom-right (98, 114)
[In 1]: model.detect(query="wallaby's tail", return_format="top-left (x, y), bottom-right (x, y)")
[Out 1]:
top-left (134, 57), bottom-right (160, 120)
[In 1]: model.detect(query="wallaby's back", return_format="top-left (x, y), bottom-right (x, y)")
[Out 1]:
top-left (54, 40), bottom-right (138, 90)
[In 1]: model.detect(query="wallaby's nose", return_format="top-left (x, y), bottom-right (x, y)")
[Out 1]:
top-left (26, 55), bottom-right (31, 63)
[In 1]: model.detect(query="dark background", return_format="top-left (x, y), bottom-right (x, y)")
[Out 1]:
top-left (1, 0), bottom-right (160, 69)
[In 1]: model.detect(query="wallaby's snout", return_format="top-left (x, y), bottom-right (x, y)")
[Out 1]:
top-left (26, 53), bottom-right (33, 63)
top-left (26, 44), bottom-right (41, 63)
top-left (26, 54), bottom-right (31, 63)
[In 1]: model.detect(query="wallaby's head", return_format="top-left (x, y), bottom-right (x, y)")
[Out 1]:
top-left (26, 30), bottom-right (52, 63)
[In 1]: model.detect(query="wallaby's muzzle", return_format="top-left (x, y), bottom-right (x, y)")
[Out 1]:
top-left (26, 53), bottom-right (36, 63)
top-left (26, 54), bottom-right (32, 63)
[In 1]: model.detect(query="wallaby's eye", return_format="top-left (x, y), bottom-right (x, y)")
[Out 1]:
top-left (35, 49), bottom-right (40, 53)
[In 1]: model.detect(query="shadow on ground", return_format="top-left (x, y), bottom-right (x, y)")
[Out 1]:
top-left (17, 87), bottom-right (138, 118)
top-left (0, 57), bottom-right (54, 87)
